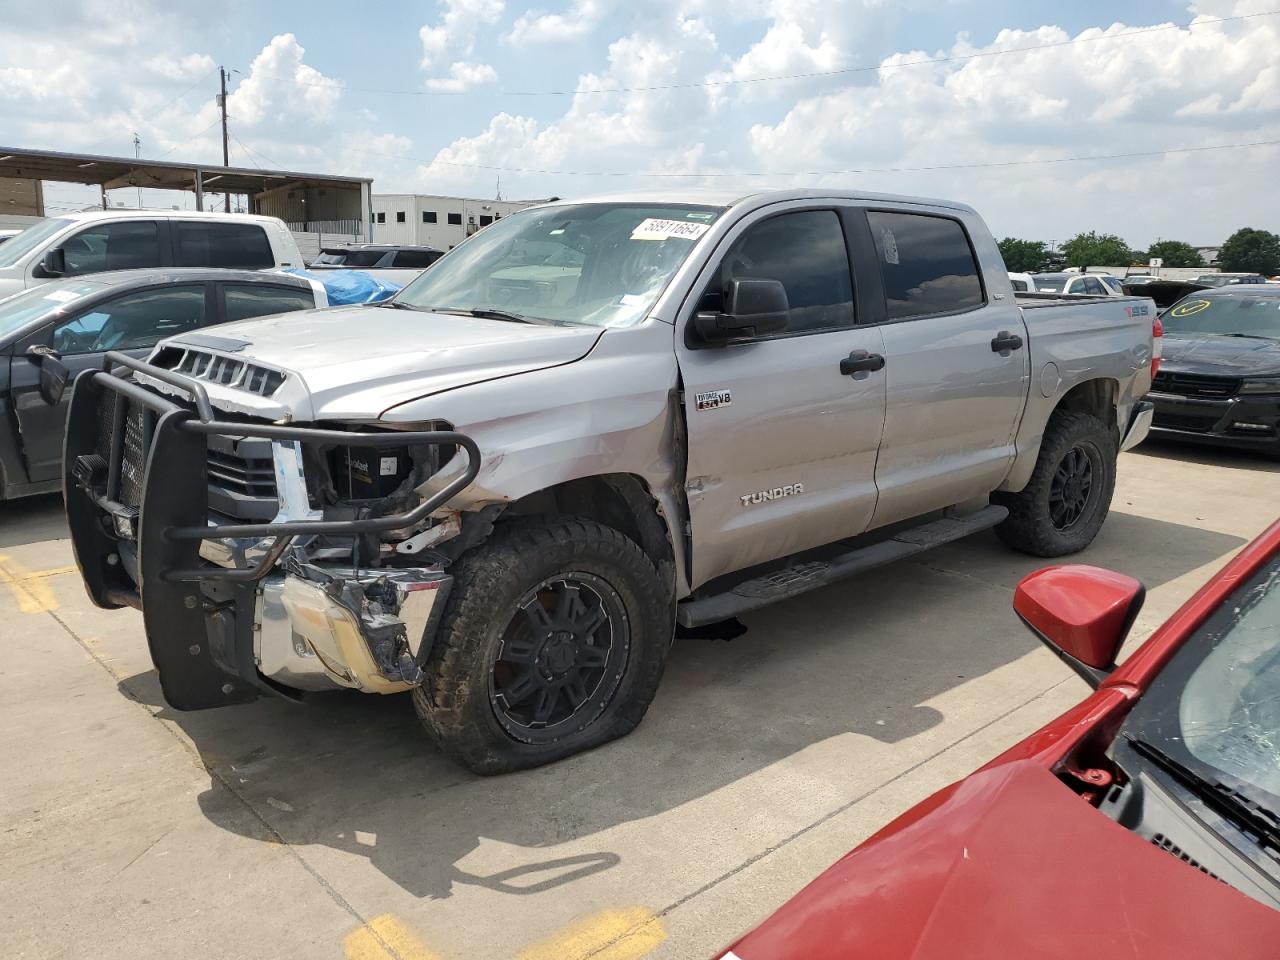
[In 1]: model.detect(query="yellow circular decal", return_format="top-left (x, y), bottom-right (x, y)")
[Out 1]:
top-left (1170, 298), bottom-right (1211, 318)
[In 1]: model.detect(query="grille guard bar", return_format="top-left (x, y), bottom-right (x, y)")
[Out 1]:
top-left (87, 350), bottom-right (481, 542)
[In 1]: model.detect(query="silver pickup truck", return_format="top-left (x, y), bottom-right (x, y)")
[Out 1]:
top-left (64, 189), bottom-right (1157, 773)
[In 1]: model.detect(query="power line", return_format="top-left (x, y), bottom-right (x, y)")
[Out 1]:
top-left (79, 65), bottom-right (221, 154)
top-left (392, 136), bottom-right (1280, 178)
top-left (246, 10), bottom-right (1276, 98)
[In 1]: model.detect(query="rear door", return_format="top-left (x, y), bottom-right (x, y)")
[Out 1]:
top-left (677, 203), bottom-right (887, 587)
top-left (863, 209), bottom-right (1030, 529)
top-left (56, 219), bottom-right (169, 278)
top-left (11, 283), bottom-right (212, 482)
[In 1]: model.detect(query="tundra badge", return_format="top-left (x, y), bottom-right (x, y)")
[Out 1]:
top-left (695, 389), bottom-right (732, 411)
top-left (741, 483), bottom-right (804, 507)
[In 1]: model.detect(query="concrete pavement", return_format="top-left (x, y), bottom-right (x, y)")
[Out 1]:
top-left (2, 439), bottom-right (1276, 959)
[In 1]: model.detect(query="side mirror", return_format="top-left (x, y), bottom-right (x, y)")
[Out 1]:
top-left (38, 248), bottom-right (67, 278)
top-left (26, 344), bottom-right (70, 406)
top-left (694, 278), bottom-right (789, 343)
top-left (1013, 565), bottom-right (1145, 688)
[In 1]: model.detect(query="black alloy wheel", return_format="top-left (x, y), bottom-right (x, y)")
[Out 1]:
top-left (489, 573), bottom-right (630, 743)
top-left (1049, 443), bottom-right (1097, 530)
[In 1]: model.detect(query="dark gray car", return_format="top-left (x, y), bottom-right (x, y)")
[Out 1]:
top-left (0, 268), bottom-right (325, 500)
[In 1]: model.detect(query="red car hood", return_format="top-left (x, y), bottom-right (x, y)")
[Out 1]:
top-left (724, 760), bottom-right (1280, 959)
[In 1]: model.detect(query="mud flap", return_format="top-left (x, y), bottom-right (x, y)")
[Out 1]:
top-left (138, 409), bottom-right (259, 710)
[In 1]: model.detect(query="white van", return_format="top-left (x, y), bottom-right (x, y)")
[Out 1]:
top-left (0, 210), bottom-right (304, 300)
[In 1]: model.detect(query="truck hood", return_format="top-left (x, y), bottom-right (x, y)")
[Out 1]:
top-left (159, 304), bottom-right (604, 421)
top-left (723, 762), bottom-right (1280, 959)
top-left (1161, 333), bottom-right (1280, 377)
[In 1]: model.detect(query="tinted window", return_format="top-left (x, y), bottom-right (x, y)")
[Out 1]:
top-left (376, 212), bottom-right (386, 224)
top-left (223, 284), bottom-right (315, 323)
top-left (423, 211), bottom-right (437, 223)
top-left (176, 222), bottom-right (274, 269)
top-left (1080, 277), bottom-right (1106, 296)
top-left (1162, 295), bottom-right (1280, 339)
top-left (52, 285), bottom-right (205, 354)
top-left (396, 211), bottom-right (406, 223)
top-left (447, 213), bottom-right (462, 226)
top-left (479, 215), bottom-right (494, 227)
top-left (867, 212), bottom-right (984, 319)
top-left (392, 250), bottom-right (439, 268)
top-left (60, 221), bottom-right (162, 276)
top-left (704, 210), bottom-right (854, 334)
top-left (1010, 278), bottom-right (1029, 292)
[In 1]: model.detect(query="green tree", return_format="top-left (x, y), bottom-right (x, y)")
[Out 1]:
top-left (1143, 240), bottom-right (1204, 268)
top-left (1218, 228), bottom-right (1280, 275)
top-left (1060, 232), bottom-right (1134, 269)
top-left (997, 238), bottom-right (1049, 273)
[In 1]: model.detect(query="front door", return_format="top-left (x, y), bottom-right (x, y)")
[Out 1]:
top-left (677, 205), bottom-right (888, 588)
top-left (11, 283), bottom-right (211, 484)
top-left (861, 210), bottom-right (1030, 529)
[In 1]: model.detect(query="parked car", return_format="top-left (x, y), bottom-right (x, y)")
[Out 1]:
top-left (0, 210), bottom-right (305, 300)
top-left (1123, 273), bottom-right (1159, 284)
top-left (1195, 273), bottom-right (1269, 288)
top-left (0, 268), bottom-right (326, 501)
top-left (309, 243), bottom-right (443, 285)
top-left (1006, 271), bottom-right (1035, 292)
top-left (63, 189), bottom-right (1158, 773)
top-left (1146, 285), bottom-right (1280, 455)
top-left (1123, 279), bottom-right (1211, 309)
top-left (1031, 272), bottom-right (1124, 296)
top-left (717, 518), bottom-right (1280, 959)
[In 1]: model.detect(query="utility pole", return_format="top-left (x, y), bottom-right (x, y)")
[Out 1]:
top-left (217, 66), bottom-right (231, 212)
top-left (133, 133), bottom-right (142, 209)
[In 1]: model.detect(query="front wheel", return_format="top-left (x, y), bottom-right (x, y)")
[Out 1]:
top-left (412, 517), bottom-right (673, 774)
top-left (994, 410), bottom-right (1118, 557)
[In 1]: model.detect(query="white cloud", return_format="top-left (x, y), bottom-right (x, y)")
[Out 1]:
top-left (504, 0), bottom-right (610, 44)
top-left (418, 0), bottom-right (505, 74)
top-left (425, 61), bottom-right (500, 92)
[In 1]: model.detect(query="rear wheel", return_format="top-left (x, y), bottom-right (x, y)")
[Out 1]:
top-left (995, 410), bottom-right (1117, 557)
top-left (413, 517), bottom-right (672, 774)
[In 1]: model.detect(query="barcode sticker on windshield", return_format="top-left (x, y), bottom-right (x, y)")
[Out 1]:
top-left (43, 290), bottom-right (81, 303)
top-left (631, 218), bottom-right (710, 241)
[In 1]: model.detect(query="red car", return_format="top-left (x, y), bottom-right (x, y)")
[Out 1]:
top-left (719, 520), bottom-right (1280, 959)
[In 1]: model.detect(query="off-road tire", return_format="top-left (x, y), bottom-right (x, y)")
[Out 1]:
top-left (412, 517), bottom-right (673, 775)
top-left (994, 410), bottom-right (1117, 557)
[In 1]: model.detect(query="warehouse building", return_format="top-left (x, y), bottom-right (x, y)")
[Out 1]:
top-left (371, 194), bottom-right (549, 249)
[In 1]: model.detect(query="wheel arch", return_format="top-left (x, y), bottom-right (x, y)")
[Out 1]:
top-left (1000, 376), bottom-right (1121, 493)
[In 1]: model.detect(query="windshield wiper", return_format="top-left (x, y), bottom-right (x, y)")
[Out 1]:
top-left (428, 307), bottom-right (539, 324)
top-left (1124, 735), bottom-right (1280, 851)
top-left (1220, 332), bottom-right (1280, 341)
top-left (377, 300), bottom-right (425, 311)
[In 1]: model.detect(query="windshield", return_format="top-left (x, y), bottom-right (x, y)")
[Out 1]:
top-left (0, 280), bottom-right (105, 339)
top-left (1033, 275), bottom-right (1069, 293)
top-left (1163, 295), bottom-right (1280, 339)
top-left (1195, 276), bottom-right (1234, 287)
top-left (394, 203), bottom-right (724, 327)
top-left (0, 217), bottom-right (73, 268)
top-left (1123, 550), bottom-right (1280, 808)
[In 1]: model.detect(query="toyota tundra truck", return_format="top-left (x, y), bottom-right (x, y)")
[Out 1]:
top-left (63, 189), bottom-right (1159, 774)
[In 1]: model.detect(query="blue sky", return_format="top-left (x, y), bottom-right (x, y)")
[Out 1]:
top-left (3, 0), bottom-right (1276, 246)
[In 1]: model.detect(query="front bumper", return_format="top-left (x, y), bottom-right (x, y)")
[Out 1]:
top-left (1147, 390), bottom-right (1280, 453)
top-left (63, 351), bottom-right (479, 710)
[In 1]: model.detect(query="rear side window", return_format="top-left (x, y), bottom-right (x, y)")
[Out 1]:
top-left (867, 212), bottom-right (984, 320)
top-left (392, 250), bottom-right (439, 268)
top-left (222, 284), bottom-right (315, 323)
top-left (60, 221), bottom-right (163, 276)
top-left (176, 222), bottom-right (274, 269)
top-left (1080, 277), bottom-right (1106, 296)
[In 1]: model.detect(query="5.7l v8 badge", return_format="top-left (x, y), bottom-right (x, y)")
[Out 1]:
top-left (695, 389), bottom-right (732, 411)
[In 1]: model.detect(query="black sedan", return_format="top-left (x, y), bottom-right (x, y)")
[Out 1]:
top-left (1148, 286), bottom-right (1280, 455)
top-left (0, 268), bottom-right (325, 501)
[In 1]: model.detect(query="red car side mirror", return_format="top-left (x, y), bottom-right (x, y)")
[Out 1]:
top-left (1013, 565), bottom-right (1145, 688)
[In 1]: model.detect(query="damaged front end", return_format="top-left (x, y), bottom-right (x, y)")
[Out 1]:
top-left (63, 351), bottom-right (479, 711)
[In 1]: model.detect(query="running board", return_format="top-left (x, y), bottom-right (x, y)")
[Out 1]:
top-left (676, 505), bottom-right (1009, 628)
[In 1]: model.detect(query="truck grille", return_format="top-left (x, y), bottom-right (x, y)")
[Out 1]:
top-left (1151, 372), bottom-right (1240, 399)
top-left (1153, 411), bottom-right (1220, 433)
top-left (150, 345), bottom-right (286, 397)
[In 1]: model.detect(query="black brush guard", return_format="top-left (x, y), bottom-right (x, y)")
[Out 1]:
top-left (64, 351), bottom-right (480, 710)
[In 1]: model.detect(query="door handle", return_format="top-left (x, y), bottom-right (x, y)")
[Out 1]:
top-left (991, 331), bottom-right (1024, 354)
top-left (840, 350), bottom-right (886, 376)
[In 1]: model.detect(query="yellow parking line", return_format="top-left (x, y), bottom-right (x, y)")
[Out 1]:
top-left (0, 556), bottom-right (75, 614)
top-left (516, 907), bottom-right (667, 960)
top-left (343, 914), bottom-right (442, 960)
